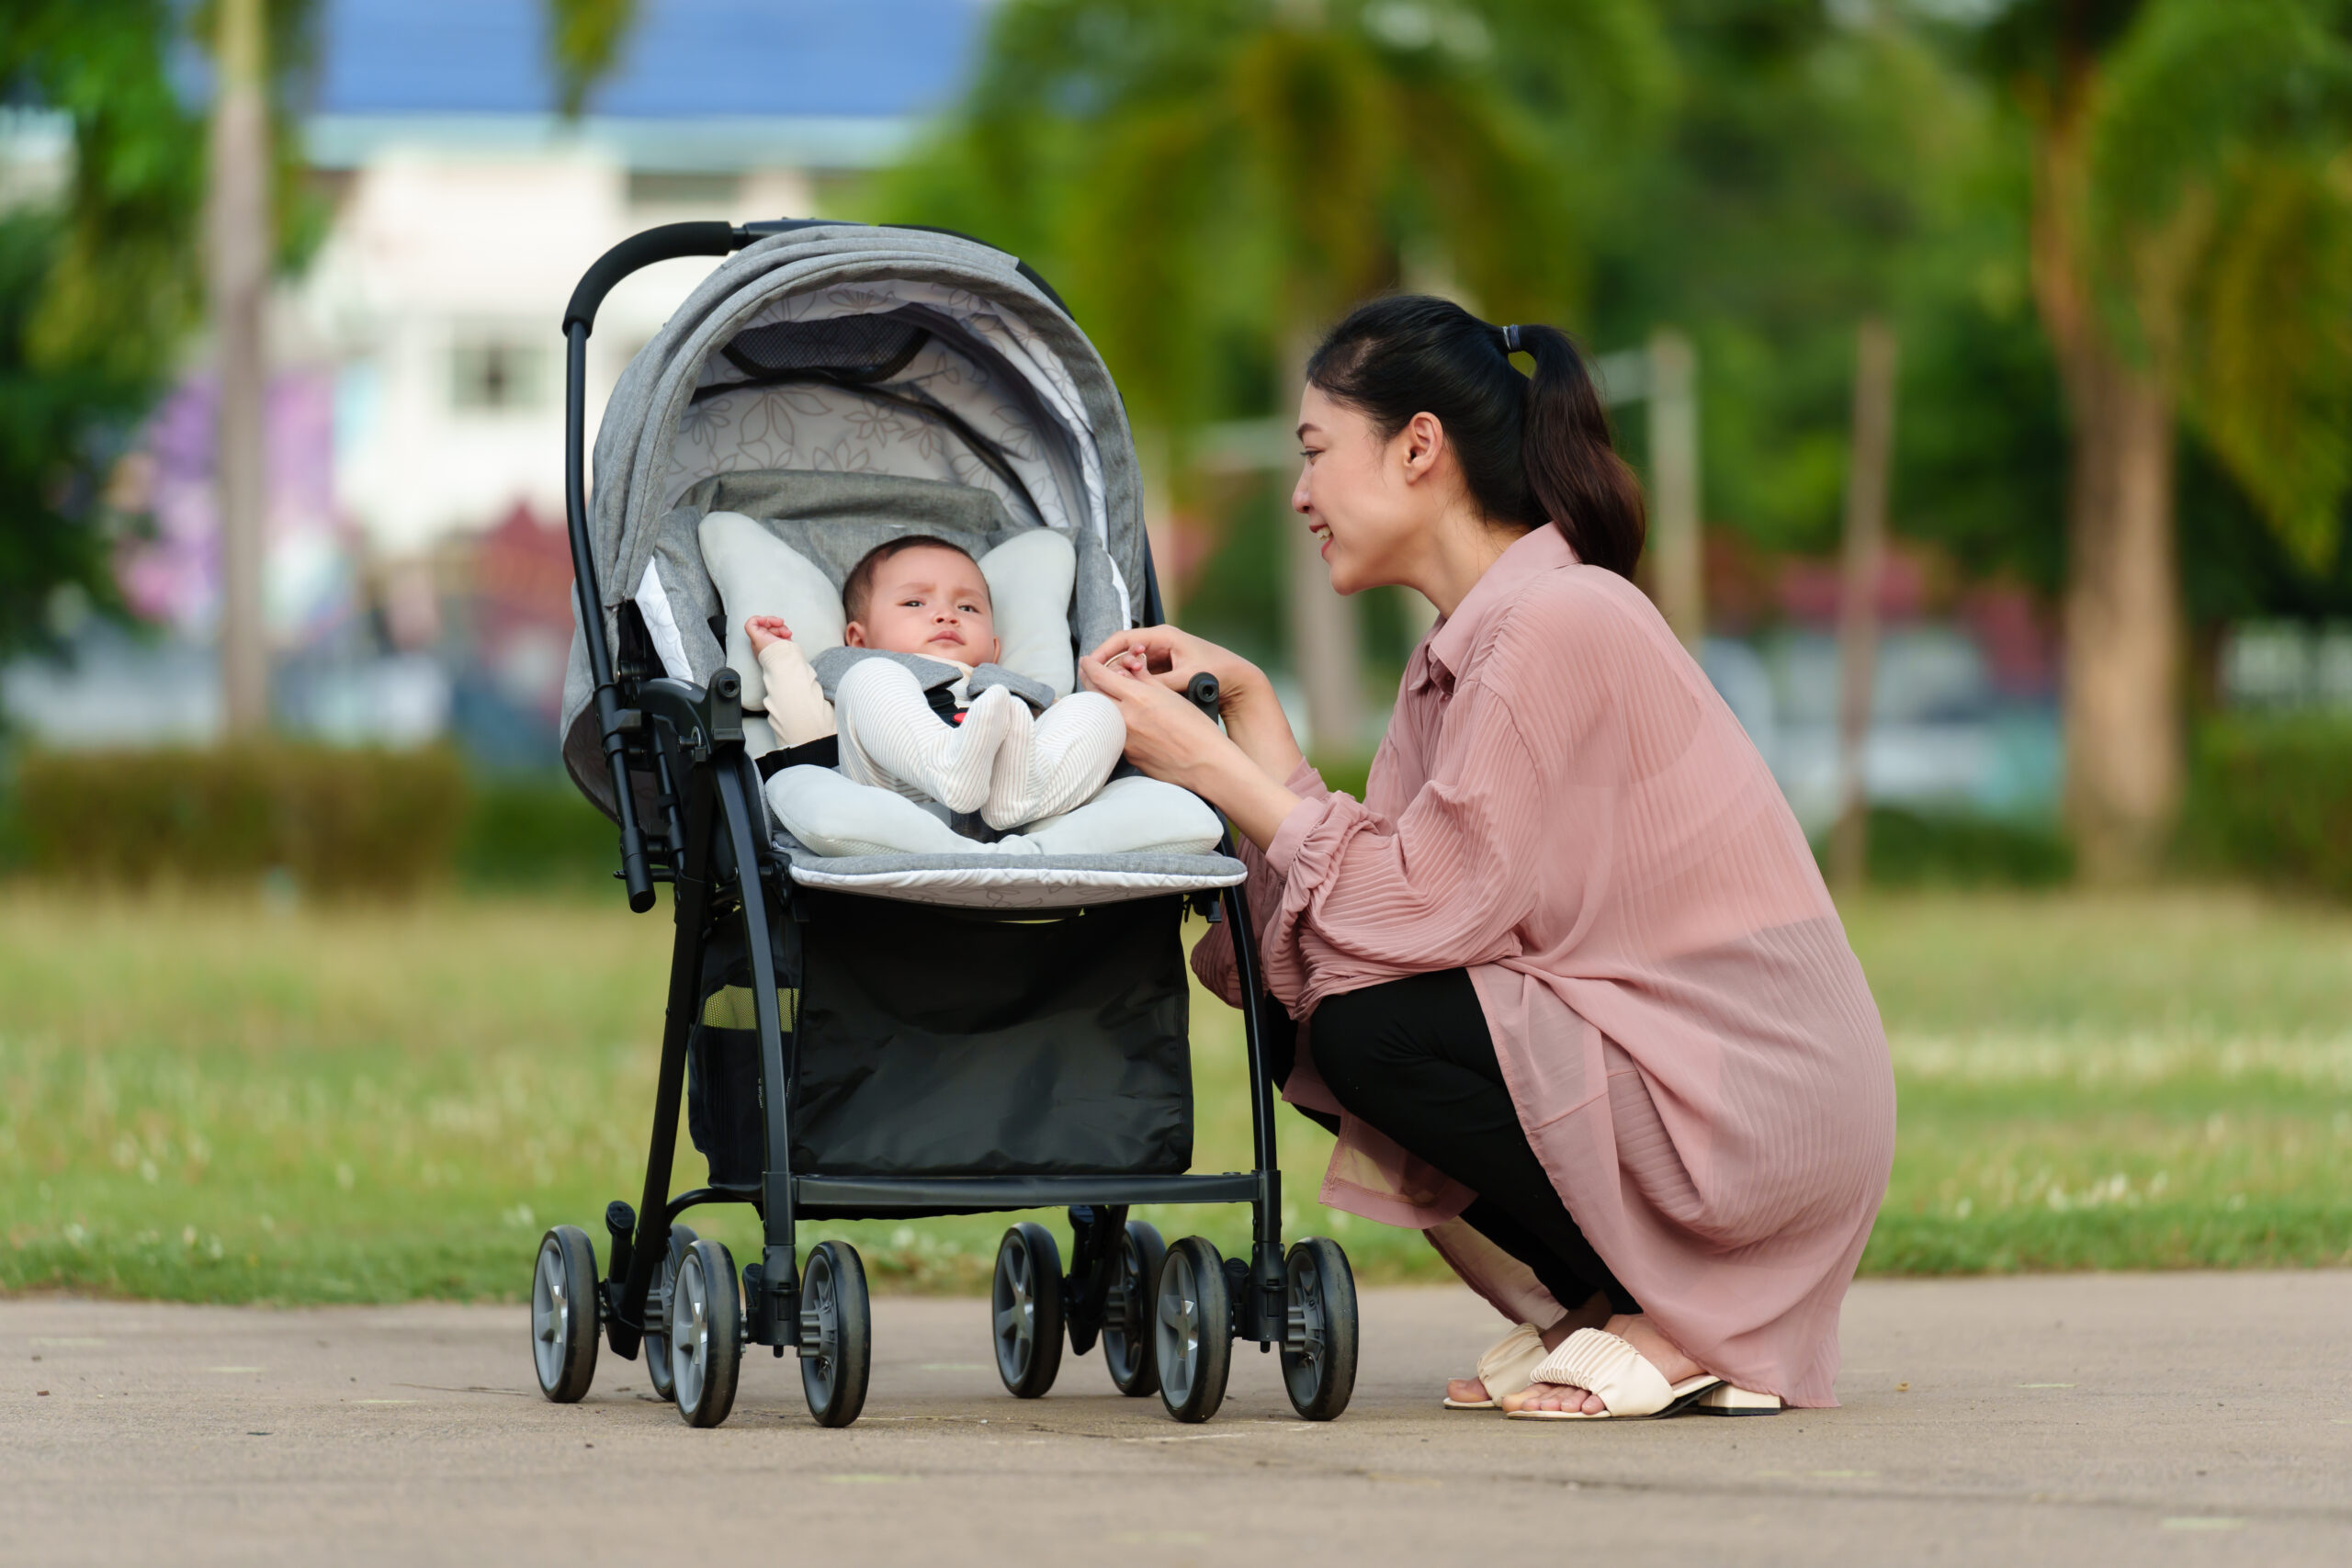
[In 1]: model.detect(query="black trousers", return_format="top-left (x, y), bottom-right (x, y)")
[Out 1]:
top-left (1258, 969), bottom-right (1637, 1317)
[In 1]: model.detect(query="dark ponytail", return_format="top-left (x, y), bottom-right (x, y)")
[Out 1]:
top-left (1304, 295), bottom-right (1646, 579)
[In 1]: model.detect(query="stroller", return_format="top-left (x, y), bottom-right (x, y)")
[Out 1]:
top-left (528, 220), bottom-right (1359, 1430)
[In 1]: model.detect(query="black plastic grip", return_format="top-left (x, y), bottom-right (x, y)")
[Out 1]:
top-left (1185, 671), bottom-right (1222, 720)
top-left (563, 220), bottom-right (741, 335)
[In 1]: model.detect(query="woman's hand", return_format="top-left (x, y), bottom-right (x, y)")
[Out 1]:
top-left (1089, 626), bottom-right (1265, 713)
top-left (1087, 626), bottom-right (1307, 789)
top-left (1078, 649), bottom-right (1230, 788)
top-left (1080, 649), bottom-right (1309, 852)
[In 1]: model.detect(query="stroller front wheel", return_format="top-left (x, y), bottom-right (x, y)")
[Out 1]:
top-left (530, 1226), bottom-right (600, 1403)
top-left (669, 1237), bottom-right (743, 1427)
top-left (799, 1240), bottom-right (872, 1428)
top-left (1279, 1236), bottom-right (1359, 1421)
top-left (644, 1223), bottom-right (697, 1404)
top-left (1102, 1220), bottom-right (1166, 1397)
top-left (1153, 1236), bottom-right (1232, 1425)
top-left (991, 1223), bottom-right (1065, 1398)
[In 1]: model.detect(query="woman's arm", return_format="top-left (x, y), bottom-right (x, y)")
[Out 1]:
top-left (1088, 626), bottom-right (1305, 789)
top-left (1080, 648), bottom-right (1306, 850)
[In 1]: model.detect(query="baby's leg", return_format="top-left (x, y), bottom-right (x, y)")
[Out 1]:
top-left (1016, 775), bottom-right (1225, 856)
top-left (981, 691), bottom-right (1126, 830)
top-left (834, 660), bottom-right (1020, 814)
top-left (765, 765), bottom-right (970, 857)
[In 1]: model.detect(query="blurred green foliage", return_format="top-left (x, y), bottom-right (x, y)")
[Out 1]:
top-left (1817, 807), bottom-right (2075, 891)
top-left (2179, 714), bottom-right (2352, 900)
top-left (1, 751), bottom-right (621, 897)
top-left (14, 744), bottom-right (469, 897)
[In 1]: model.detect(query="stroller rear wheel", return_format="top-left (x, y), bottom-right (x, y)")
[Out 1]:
top-left (1153, 1235), bottom-right (1232, 1425)
top-left (1102, 1220), bottom-right (1165, 1397)
top-left (644, 1223), bottom-right (696, 1404)
top-left (991, 1222), bottom-right (1064, 1398)
top-left (530, 1226), bottom-right (599, 1403)
top-left (799, 1240), bottom-right (872, 1428)
top-left (1280, 1236), bottom-right (1359, 1421)
top-left (669, 1237), bottom-right (743, 1427)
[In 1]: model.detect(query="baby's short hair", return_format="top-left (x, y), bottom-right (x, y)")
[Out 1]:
top-left (842, 535), bottom-right (988, 623)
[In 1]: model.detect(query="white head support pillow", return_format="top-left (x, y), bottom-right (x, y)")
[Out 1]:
top-left (697, 511), bottom-right (1079, 706)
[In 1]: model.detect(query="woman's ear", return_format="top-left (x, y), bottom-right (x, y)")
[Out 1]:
top-left (1396, 411), bottom-right (1446, 486)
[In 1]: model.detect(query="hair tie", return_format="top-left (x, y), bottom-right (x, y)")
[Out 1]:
top-left (1502, 323), bottom-right (1521, 353)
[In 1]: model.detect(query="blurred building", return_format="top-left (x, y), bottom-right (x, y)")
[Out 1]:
top-left (1701, 547), bottom-right (2064, 831)
top-left (5, 0), bottom-right (985, 761)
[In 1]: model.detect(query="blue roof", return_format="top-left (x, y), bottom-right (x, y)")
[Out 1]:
top-left (313, 0), bottom-right (988, 119)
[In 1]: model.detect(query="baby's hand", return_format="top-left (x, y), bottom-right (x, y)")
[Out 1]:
top-left (745, 615), bottom-right (793, 654)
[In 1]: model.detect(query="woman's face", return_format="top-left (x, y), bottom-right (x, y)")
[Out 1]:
top-left (1290, 383), bottom-right (1449, 596)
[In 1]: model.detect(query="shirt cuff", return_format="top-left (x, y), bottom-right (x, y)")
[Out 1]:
top-left (1285, 757), bottom-right (1330, 798)
top-left (1264, 792), bottom-right (1333, 880)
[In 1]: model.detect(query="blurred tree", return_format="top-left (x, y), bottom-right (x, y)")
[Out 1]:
top-left (1579, 1), bottom-right (1984, 558)
top-left (0, 1), bottom-right (201, 660)
top-left (547, 0), bottom-right (638, 118)
top-left (0, 0), bottom-right (321, 666)
top-left (878, 0), bottom-right (1670, 753)
top-left (1978, 0), bottom-right (2352, 877)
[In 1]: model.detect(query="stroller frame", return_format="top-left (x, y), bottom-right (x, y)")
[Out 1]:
top-left (549, 220), bottom-right (1318, 1425)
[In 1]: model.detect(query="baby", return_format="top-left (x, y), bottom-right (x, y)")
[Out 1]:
top-left (749, 535), bottom-right (1127, 837)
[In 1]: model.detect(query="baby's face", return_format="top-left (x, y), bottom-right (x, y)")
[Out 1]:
top-left (846, 546), bottom-right (1001, 665)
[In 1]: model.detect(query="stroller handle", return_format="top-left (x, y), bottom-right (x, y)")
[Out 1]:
top-left (563, 220), bottom-right (808, 336)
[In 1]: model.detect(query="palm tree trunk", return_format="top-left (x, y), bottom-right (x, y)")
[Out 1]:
top-left (209, 0), bottom-right (270, 737)
top-left (2030, 106), bottom-right (2183, 880)
top-left (1832, 319), bottom-right (1897, 894)
top-left (2059, 345), bottom-right (2181, 878)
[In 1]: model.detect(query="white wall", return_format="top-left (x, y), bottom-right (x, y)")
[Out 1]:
top-left (290, 146), bottom-right (813, 556)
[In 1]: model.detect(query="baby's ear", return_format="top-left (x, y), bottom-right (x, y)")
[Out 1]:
top-left (842, 621), bottom-right (867, 649)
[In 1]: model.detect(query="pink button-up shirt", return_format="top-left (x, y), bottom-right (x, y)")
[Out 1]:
top-left (1195, 525), bottom-right (1894, 1406)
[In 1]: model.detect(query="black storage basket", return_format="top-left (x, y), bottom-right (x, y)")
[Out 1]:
top-left (685, 893), bottom-right (1193, 1186)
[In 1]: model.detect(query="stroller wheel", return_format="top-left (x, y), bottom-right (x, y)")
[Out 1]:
top-left (1280, 1237), bottom-right (1359, 1421)
top-left (1153, 1236), bottom-right (1232, 1425)
top-left (669, 1237), bottom-right (743, 1428)
top-left (644, 1223), bottom-right (697, 1404)
top-left (991, 1222), bottom-right (1064, 1398)
top-left (799, 1240), bottom-right (872, 1428)
top-left (530, 1226), bottom-right (599, 1403)
top-left (1102, 1220), bottom-right (1166, 1397)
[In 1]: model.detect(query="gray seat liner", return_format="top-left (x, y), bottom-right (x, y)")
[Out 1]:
top-left (776, 837), bottom-right (1247, 909)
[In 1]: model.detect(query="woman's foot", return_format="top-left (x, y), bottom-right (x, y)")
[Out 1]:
top-left (1443, 1292), bottom-right (1609, 1406)
top-left (1498, 1314), bottom-right (1704, 1416)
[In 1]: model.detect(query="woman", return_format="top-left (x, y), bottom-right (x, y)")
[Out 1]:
top-left (1081, 296), bottom-right (1894, 1418)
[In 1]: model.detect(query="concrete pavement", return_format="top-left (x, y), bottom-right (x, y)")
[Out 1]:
top-left (5, 1271), bottom-right (2348, 1565)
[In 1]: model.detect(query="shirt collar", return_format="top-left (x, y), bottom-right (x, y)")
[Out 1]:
top-left (1415, 525), bottom-right (1577, 692)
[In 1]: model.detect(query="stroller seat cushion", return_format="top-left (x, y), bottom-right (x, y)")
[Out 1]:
top-left (699, 510), bottom-right (847, 710)
top-left (769, 768), bottom-right (1223, 862)
top-left (776, 837), bottom-right (1248, 910)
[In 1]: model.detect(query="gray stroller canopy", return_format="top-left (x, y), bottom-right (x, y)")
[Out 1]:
top-left (562, 225), bottom-right (1150, 815)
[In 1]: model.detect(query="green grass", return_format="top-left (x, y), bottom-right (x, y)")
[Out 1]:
top-left (1, 886), bottom-right (2346, 1303)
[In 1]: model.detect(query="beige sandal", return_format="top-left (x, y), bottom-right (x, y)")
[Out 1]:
top-left (1442, 1321), bottom-right (1547, 1409)
top-left (1692, 1382), bottom-right (1782, 1416)
top-left (1503, 1327), bottom-right (1720, 1421)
